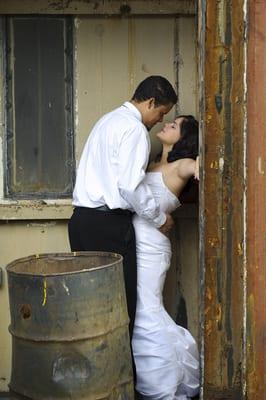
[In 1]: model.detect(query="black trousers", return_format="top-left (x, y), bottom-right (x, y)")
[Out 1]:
top-left (68, 206), bottom-right (137, 339)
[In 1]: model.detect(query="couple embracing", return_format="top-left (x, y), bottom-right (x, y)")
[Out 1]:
top-left (68, 76), bottom-right (200, 400)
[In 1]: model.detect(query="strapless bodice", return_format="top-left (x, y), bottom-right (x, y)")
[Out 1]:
top-left (144, 171), bottom-right (180, 214)
top-left (133, 171), bottom-right (181, 255)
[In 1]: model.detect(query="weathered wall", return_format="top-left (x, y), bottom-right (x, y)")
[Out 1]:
top-left (75, 16), bottom-right (176, 162)
top-left (0, 221), bottom-right (69, 390)
top-left (164, 205), bottom-right (199, 341)
top-left (0, 5), bottom-right (198, 391)
top-left (0, 0), bottom-right (196, 15)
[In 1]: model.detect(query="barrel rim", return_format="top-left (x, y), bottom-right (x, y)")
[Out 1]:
top-left (6, 251), bottom-right (123, 277)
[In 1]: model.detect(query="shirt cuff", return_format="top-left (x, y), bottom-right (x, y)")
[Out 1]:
top-left (152, 212), bottom-right (167, 228)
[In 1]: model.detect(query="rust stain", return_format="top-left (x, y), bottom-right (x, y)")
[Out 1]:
top-left (204, 306), bottom-right (211, 315)
top-left (215, 303), bottom-right (222, 324)
top-left (237, 242), bottom-right (243, 256)
top-left (206, 113), bottom-right (212, 123)
top-left (205, 319), bottom-right (213, 337)
top-left (206, 286), bottom-right (212, 301)
top-left (208, 237), bottom-right (219, 247)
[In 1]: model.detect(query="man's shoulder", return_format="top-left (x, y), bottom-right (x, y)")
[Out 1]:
top-left (105, 105), bottom-right (145, 131)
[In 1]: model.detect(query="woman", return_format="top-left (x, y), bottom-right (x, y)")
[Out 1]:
top-left (132, 115), bottom-right (200, 400)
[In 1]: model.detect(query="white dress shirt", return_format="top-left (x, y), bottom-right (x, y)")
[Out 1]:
top-left (73, 101), bottom-right (166, 228)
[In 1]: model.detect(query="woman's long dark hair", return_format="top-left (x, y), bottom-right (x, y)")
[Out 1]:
top-left (156, 115), bottom-right (199, 162)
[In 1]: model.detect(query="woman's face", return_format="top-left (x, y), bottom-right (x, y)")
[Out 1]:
top-left (156, 117), bottom-right (184, 145)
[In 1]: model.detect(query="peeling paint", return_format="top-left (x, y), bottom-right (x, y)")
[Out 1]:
top-left (206, 286), bottom-right (212, 301)
top-left (62, 280), bottom-right (70, 295)
top-left (74, 17), bottom-right (81, 29)
top-left (257, 156), bottom-right (265, 175)
top-left (0, 201), bottom-right (73, 220)
top-left (218, 157), bottom-right (224, 172)
top-left (237, 242), bottom-right (243, 256)
top-left (217, 0), bottom-right (226, 44)
top-left (210, 160), bottom-right (218, 169)
top-left (27, 222), bottom-right (57, 228)
top-left (42, 279), bottom-right (47, 306)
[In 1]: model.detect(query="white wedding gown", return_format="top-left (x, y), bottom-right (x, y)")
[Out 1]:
top-left (132, 172), bottom-right (200, 400)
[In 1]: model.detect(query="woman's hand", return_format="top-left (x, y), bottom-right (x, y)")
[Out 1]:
top-left (194, 156), bottom-right (199, 180)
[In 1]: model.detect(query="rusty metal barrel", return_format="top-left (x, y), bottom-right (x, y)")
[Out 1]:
top-left (6, 252), bottom-right (134, 400)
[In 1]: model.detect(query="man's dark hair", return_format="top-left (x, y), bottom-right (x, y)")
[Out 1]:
top-left (132, 75), bottom-right (177, 106)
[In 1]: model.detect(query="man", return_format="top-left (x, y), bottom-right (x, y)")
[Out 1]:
top-left (68, 75), bottom-right (177, 338)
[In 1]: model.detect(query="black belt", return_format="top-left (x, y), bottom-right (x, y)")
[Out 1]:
top-left (76, 205), bottom-right (133, 216)
top-left (95, 205), bottom-right (114, 211)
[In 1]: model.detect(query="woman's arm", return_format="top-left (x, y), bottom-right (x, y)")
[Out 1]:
top-left (194, 156), bottom-right (199, 180)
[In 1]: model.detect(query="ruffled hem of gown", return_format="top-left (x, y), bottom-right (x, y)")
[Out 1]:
top-left (132, 307), bottom-right (200, 400)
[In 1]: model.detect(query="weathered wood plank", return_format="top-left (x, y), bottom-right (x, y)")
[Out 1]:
top-left (0, 0), bottom-right (196, 15)
top-left (199, 1), bottom-right (245, 398)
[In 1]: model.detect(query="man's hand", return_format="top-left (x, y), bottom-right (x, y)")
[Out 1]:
top-left (159, 214), bottom-right (174, 235)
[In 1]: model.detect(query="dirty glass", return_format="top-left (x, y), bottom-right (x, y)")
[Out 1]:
top-left (5, 17), bottom-right (74, 198)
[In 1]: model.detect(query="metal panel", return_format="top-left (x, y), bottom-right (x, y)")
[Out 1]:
top-left (246, 1), bottom-right (266, 398)
top-left (74, 16), bottom-right (177, 162)
top-left (199, 1), bottom-right (245, 398)
top-left (0, 8), bottom-right (198, 392)
top-left (0, 220), bottom-right (71, 392)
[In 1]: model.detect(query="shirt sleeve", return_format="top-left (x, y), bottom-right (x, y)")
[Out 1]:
top-left (117, 126), bottom-right (166, 228)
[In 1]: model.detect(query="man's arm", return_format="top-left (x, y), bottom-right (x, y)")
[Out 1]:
top-left (117, 126), bottom-right (167, 228)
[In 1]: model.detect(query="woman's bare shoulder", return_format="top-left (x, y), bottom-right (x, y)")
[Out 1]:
top-left (176, 158), bottom-right (196, 179)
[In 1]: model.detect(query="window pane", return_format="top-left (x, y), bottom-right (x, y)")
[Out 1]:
top-left (6, 17), bottom-right (74, 198)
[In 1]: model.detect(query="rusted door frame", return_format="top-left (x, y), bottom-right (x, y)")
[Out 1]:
top-left (199, 0), bottom-right (266, 399)
top-left (198, 1), bottom-right (246, 399)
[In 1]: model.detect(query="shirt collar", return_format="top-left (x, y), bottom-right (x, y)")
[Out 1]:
top-left (123, 101), bottom-right (142, 121)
